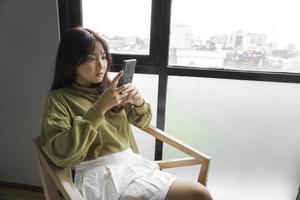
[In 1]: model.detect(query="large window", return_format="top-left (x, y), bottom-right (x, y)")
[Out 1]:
top-left (82, 0), bottom-right (152, 55)
top-left (59, 1), bottom-right (300, 199)
top-left (169, 0), bottom-right (300, 73)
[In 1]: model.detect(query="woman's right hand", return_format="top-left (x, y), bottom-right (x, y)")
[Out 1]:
top-left (93, 71), bottom-right (129, 114)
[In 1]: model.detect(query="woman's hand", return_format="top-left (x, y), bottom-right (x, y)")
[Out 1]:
top-left (93, 71), bottom-right (132, 114)
top-left (121, 83), bottom-right (144, 107)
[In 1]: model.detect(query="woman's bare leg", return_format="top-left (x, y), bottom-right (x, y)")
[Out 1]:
top-left (165, 179), bottom-right (212, 200)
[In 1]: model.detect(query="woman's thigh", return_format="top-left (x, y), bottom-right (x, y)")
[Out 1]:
top-left (165, 179), bottom-right (212, 200)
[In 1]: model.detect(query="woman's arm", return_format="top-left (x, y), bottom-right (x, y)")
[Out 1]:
top-left (41, 93), bottom-right (105, 168)
top-left (124, 102), bottom-right (152, 129)
top-left (41, 72), bottom-right (127, 167)
top-left (120, 83), bottom-right (152, 128)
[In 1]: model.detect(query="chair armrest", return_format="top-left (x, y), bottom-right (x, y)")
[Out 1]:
top-left (33, 137), bottom-right (83, 200)
top-left (155, 157), bottom-right (202, 169)
top-left (142, 125), bottom-right (210, 185)
top-left (55, 168), bottom-right (83, 200)
top-left (39, 154), bottom-right (83, 200)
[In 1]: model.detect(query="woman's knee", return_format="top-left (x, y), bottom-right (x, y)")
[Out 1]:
top-left (192, 186), bottom-right (213, 200)
top-left (165, 179), bottom-right (213, 200)
top-left (189, 183), bottom-right (213, 200)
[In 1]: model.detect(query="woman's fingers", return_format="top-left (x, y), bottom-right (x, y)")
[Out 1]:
top-left (114, 83), bottom-right (143, 105)
top-left (131, 92), bottom-right (142, 103)
top-left (130, 90), bottom-right (139, 98)
top-left (111, 71), bottom-right (123, 87)
top-left (116, 84), bottom-right (129, 93)
top-left (118, 91), bottom-right (128, 99)
top-left (123, 89), bottom-right (139, 102)
top-left (131, 91), bottom-right (140, 99)
top-left (120, 85), bottom-right (136, 95)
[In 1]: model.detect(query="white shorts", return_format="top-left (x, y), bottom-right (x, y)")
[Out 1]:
top-left (74, 148), bottom-right (177, 200)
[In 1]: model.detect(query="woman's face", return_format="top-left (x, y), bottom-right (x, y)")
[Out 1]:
top-left (75, 41), bottom-right (107, 87)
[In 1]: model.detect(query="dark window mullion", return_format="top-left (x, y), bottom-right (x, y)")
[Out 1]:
top-left (111, 54), bottom-right (155, 66)
top-left (167, 66), bottom-right (300, 83)
top-left (154, 0), bottom-right (172, 161)
top-left (58, 0), bottom-right (82, 36)
top-left (149, 0), bottom-right (164, 66)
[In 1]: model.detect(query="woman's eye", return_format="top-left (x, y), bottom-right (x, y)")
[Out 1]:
top-left (101, 56), bottom-right (107, 60)
top-left (88, 57), bottom-right (95, 61)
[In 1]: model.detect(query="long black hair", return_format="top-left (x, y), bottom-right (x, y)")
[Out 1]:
top-left (51, 27), bottom-right (112, 94)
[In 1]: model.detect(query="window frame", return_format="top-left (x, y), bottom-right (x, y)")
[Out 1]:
top-left (58, 0), bottom-right (300, 160)
top-left (58, 0), bottom-right (300, 81)
top-left (58, 0), bottom-right (162, 71)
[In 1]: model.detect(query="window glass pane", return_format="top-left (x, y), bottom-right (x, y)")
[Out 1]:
top-left (169, 0), bottom-right (300, 73)
top-left (82, 0), bottom-right (151, 55)
top-left (164, 75), bottom-right (300, 199)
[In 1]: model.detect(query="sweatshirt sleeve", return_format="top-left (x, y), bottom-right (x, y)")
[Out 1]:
top-left (124, 101), bottom-right (152, 129)
top-left (41, 93), bottom-right (104, 168)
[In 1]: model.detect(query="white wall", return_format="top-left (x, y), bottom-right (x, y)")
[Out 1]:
top-left (0, 0), bottom-right (59, 185)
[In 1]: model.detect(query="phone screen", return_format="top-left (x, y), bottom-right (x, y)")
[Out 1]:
top-left (117, 59), bottom-right (137, 87)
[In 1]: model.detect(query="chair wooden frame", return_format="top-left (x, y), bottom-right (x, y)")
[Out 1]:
top-left (32, 125), bottom-right (210, 200)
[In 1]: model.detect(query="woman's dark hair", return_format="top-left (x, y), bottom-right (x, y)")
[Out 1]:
top-left (51, 27), bottom-right (112, 94)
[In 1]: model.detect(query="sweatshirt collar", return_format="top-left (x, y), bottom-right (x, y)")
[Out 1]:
top-left (71, 83), bottom-right (99, 95)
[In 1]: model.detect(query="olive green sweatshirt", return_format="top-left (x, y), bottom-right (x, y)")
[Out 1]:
top-left (41, 84), bottom-right (152, 168)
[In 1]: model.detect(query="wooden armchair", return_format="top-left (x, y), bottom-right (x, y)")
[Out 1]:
top-left (32, 125), bottom-right (210, 200)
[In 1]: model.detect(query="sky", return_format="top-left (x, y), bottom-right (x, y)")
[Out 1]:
top-left (82, 0), bottom-right (300, 48)
top-left (82, 0), bottom-right (151, 38)
top-left (171, 0), bottom-right (300, 47)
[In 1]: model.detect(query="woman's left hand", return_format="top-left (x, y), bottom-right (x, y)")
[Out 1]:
top-left (121, 83), bottom-right (144, 106)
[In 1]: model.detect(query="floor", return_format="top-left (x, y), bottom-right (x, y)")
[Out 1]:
top-left (0, 186), bottom-right (44, 200)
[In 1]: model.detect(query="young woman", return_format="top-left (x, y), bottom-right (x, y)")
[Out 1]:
top-left (41, 27), bottom-right (212, 200)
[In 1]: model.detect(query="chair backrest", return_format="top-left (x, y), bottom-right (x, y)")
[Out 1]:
top-left (32, 133), bottom-right (139, 200)
top-left (32, 136), bottom-right (83, 200)
top-left (128, 129), bottom-right (139, 153)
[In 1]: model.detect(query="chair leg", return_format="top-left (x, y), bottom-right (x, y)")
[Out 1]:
top-left (36, 156), bottom-right (60, 200)
top-left (197, 162), bottom-right (209, 186)
top-left (296, 185), bottom-right (300, 200)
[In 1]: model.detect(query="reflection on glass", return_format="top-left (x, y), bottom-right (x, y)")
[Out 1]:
top-left (169, 0), bottom-right (300, 73)
top-left (82, 0), bottom-right (151, 55)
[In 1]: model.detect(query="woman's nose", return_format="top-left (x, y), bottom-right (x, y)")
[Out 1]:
top-left (96, 57), bottom-right (102, 68)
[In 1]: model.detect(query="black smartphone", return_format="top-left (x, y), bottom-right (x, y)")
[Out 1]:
top-left (117, 59), bottom-right (137, 87)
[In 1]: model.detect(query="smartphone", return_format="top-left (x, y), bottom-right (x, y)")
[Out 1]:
top-left (117, 59), bottom-right (137, 87)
